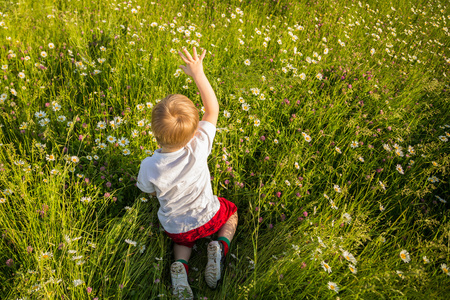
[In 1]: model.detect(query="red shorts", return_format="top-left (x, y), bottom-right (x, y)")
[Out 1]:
top-left (164, 197), bottom-right (237, 248)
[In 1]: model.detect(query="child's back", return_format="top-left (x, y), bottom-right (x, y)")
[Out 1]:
top-left (137, 118), bottom-right (219, 234)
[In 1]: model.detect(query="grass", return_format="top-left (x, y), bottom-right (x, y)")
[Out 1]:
top-left (0, 0), bottom-right (449, 299)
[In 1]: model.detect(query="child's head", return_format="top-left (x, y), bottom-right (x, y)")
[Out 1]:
top-left (151, 94), bottom-right (199, 150)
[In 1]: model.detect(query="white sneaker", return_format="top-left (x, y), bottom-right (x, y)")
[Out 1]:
top-left (205, 241), bottom-right (224, 289)
top-left (171, 261), bottom-right (193, 300)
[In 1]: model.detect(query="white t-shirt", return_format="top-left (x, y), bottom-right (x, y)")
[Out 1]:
top-left (136, 121), bottom-right (220, 234)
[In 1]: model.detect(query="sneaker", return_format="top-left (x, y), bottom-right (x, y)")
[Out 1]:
top-left (205, 241), bottom-right (225, 289)
top-left (171, 261), bottom-right (193, 300)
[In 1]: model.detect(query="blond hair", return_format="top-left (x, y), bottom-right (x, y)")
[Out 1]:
top-left (151, 94), bottom-right (199, 149)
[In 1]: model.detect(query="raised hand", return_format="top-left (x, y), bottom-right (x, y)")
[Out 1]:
top-left (178, 46), bottom-right (207, 78)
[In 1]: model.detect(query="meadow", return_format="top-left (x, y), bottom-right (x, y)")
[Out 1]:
top-left (0, 0), bottom-right (449, 299)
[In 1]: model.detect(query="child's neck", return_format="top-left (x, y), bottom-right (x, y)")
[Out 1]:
top-left (160, 146), bottom-right (182, 153)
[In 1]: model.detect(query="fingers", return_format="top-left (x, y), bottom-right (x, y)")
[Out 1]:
top-left (183, 48), bottom-right (193, 61)
top-left (193, 47), bottom-right (198, 60)
top-left (200, 49), bottom-right (207, 60)
top-left (178, 52), bottom-right (189, 64)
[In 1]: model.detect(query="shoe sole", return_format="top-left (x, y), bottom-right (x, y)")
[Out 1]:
top-left (171, 262), bottom-right (193, 300)
top-left (205, 241), bottom-right (221, 289)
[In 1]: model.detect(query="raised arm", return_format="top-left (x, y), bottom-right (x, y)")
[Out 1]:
top-left (178, 47), bottom-right (219, 127)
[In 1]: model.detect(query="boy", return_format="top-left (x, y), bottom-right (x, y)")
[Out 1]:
top-left (136, 47), bottom-right (238, 299)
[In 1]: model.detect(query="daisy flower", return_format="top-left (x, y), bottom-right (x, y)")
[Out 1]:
top-left (400, 250), bottom-right (411, 263)
top-left (321, 261), bottom-right (332, 273)
top-left (18, 72), bottom-right (25, 79)
top-left (350, 141), bottom-right (359, 148)
top-left (41, 51), bottom-right (47, 58)
top-left (441, 264), bottom-right (449, 276)
top-left (38, 118), bottom-right (50, 127)
top-left (342, 250), bottom-right (357, 264)
top-left (335, 147), bottom-right (342, 153)
top-left (333, 185), bottom-right (341, 193)
top-left (52, 103), bottom-right (61, 112)
top-left (370, 48), bottom-right (376, 55)
top-left (0, 198), bottom-right (6, 204)
top-left (80, 197), bottom-right (91, 203)
top-left (250, 87), bottom-right (260, 96)
top-left (137, 119), bottom-right (146, 127)
top-left (244, 59), bottom-right (250, 66)
top-left (343, 213), bottom-right (352, 224)
top-left (396, 164), bottom-right (404, 174)
top-left (330, 200), bottom-right (338, 210)
top-left (423, 256), bottom-right (430, 264)
top-left (125, 239), bottom-right (137, 246)
top-left (379, 181), bottom-right (386, 190)
top-left (97, 121), bottom-right (107, 129)
top-left (46, 154), bottom-right (56, 161)
top-left (301, 132), bottom-right (311, 142)
top-left (395, 149), bottom-right (404, 157)
top-left (48, 43), bottom-right (55, 49)
top-left (253, 119), bottom-right (260, 127)
top-left (428, 176), bottom-right (439, 183)
top-left (435, 195), bottom-right (446, 203)
top-left (122, 149), bottom-right (131, 155)
top-left (106, 136), bottom-right (116, 143)
top-left (73, 279), bottom-right (84, 287)
top-left (396, 270), bottom-right (404, 279)
top-left (35, 111), bottom-right (47, 118)
top-left (327, 282), bottom-right (339, 293)
top-left (242, 103), bottom-right (250, 111)
top-left (294, 162), bottom-right (299, 169)
top-left (358, 156), bottom-right (364, 162)
top-left (349, 264), bottom-right (357, 274)
top-left (40, 252), bottom-right (53, 260)
top-left (299, 73), bottom-right (306, 80)
top-left (98, 143), bottom-right (107, 150)
top-left (100, 46), bottom-right (106, 51)
top-left (316, 73), bottom-right (323, 80)
top-left (70, 156), bottom-right (80, 163)
top-left (118, 137), bottom-right (130, 147)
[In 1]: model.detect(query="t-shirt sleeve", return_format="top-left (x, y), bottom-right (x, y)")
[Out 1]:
top-left (136, 160), bottom-right (156, 193)
top-left (194, 120), bottom-right (216, 156)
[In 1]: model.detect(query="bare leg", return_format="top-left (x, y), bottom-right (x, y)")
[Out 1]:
top-left (217, 212), bottom-right (238, 242)
top-left (174, 243), bottom-right (192, 262)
